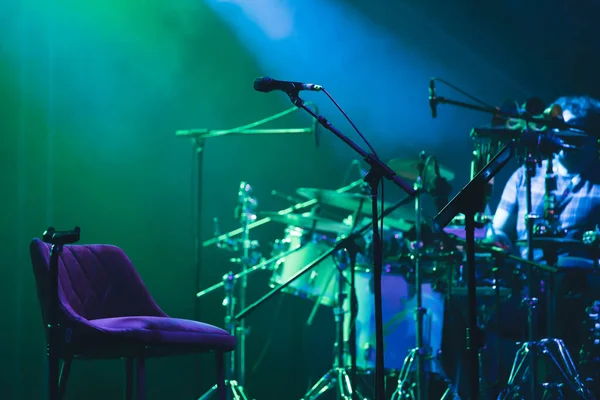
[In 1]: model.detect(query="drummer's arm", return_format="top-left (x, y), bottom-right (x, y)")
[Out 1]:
top-left (490, 168), bottom-right (523, 249)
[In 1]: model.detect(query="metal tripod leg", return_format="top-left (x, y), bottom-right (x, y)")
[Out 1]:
top-left (198, 380), bottom-right (250, 400)
top-left (392, 349), bottom-right (460, 400)
top-left (498, 338), bottom-right (595, 399)
top-left (301, 368), bottom-right (367, 400)
top-left (302, 249), bottom-right (367, 400)
top-left (198, 271), bottom-right (254, 400)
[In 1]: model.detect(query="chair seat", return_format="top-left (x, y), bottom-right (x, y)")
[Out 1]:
top-left (88, 316), bottom-right (236, 350)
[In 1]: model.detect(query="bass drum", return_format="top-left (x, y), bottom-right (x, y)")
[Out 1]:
top-left (270, 226), bottom-right (341, 307)
top-left (346, 269), bottom-right (445, 371)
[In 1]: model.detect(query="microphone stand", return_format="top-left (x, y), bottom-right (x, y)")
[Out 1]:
top-left (286, 93), bottom-right (415, 400)
top-left (435, 143), bottom-right (515, 400)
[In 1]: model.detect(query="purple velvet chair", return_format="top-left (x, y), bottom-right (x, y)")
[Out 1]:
top-left (30, 232), bottom-right (236, 400)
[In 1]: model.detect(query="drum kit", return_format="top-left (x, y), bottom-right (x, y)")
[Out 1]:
top-left (185, 81), bottom-right (600, 400)
top-left (193, 143), bottom-right (599, 400)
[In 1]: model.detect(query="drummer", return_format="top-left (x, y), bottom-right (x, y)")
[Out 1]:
top-left (491, 95), bottom-right (600, 262)
top-left (489, 95), bottom-right (600, 353)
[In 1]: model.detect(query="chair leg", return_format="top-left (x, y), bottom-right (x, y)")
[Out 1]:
top-left (215, 352), bottom-right (226, 400)
top-left (136, 357), bottom-right (146, 400)
top-left (125, 358), bottom-right (134, 400)
top-left (48, 353), bottom-right (60, 400)
top-left (58, 357), bottom-right (72, 400)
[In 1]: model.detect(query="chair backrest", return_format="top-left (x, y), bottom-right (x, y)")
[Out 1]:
top-left (30, 238), bottom-right (167, 329)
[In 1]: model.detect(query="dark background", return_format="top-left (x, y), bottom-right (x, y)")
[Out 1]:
top-left (1, 0), bottom-right (599, 398)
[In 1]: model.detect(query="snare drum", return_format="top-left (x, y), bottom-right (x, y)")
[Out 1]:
top-left (270, 226), bottom-right (341, 307)
top-left (346, 269), bottom-right (445, 371)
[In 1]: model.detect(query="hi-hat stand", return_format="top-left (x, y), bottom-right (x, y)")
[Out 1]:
top-left (393, 153), bottom-right (458, 400)
top-left (198, 182), bottom-right (259, 400)
top-left (300, 238), bottom-right (367, 400)
top-left (198, 270), bottom-right (251, 400)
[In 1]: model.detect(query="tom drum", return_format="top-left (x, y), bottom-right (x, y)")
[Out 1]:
top-left (270, 226), bottom-right (341, 307)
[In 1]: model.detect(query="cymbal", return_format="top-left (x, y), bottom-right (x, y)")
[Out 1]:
top-left (296, 188), bottom-right (414, 231)
top-left (260, 212), bottom-right (351, 234)
top-left (387, 158), bottom-right (455, 182)
top-left (516, 238), bottom-right (583, 248)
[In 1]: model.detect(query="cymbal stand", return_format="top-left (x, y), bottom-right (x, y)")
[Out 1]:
top-left (393, 153), bottom-right (458, 400)
top-left (499, 152), bottom-right (594, 399)
top-left (198, 182), bottom-right (257, 400)
top-left (301, 238), bottom-right (367, 400)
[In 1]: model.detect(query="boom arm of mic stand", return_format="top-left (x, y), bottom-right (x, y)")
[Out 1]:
top-left (290, 95), bottom-right (416, 197)
top-left (176, 128), bottom-right (313, 138)
top-left (433, 95), bottom-right (586, 133)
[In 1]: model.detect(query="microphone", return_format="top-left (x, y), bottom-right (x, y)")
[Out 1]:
top-left (429, 78), bottom-right (437, 119)
top-left (254, 77), bottom-right (322, 95)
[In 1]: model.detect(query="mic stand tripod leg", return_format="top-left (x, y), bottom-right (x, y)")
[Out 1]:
top-left (198, 272), bottom-right (250, 400)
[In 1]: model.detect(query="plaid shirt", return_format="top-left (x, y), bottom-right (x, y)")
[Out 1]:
top-left (495, 159), bottom-right (600, 262)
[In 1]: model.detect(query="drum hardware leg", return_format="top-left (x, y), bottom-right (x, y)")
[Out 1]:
top-left (198, 271), bottom-right (251, 400)
top-left (199, 182), bottom-right (259, 400)
top-left (498, 338), bottom-right (594, 400)
top-left (500, 267), bottom-right (591, 399)
top-left (301, 247), bottom-right (365, 400)
top-left (392, 349), bottom-right (460, 400)
top-left (500, 246), bottom-right (594, 398)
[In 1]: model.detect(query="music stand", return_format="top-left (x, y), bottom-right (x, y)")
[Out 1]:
top-left (434, 141), bottom-right (516, 400)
